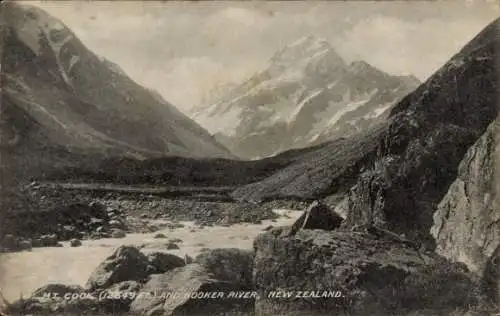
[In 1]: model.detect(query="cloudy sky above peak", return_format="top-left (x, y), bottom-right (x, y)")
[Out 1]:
top-left (28, 0), bottom-right (499, 113)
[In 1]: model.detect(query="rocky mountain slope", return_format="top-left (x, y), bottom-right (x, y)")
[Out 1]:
top-left (343, 17), bottom-right (499, 248)
top-left (231, 124), bottom-right (386, 203)
top-left (234, 18), bottom-right (499, 248)
top-left (0, 2), bottom-right (234, 182)
top-left (192, 36), bottom-right (419, 159)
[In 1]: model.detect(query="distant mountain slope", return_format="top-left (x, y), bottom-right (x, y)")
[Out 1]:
top-left (0, 2), bottom-right (234, 182)
top-left (232, 18), bottom-right (499, 248)
top-left (192, 36), bottom-right (419, 159)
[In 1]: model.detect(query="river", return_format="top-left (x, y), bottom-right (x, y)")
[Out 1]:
top-left (0, 209), bottom-right (302, 302)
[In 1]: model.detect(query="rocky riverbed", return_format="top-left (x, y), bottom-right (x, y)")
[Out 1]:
top-left (0, 182), bottom-right (309, 253)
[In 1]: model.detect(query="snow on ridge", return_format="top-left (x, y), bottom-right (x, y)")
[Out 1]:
top-left (363, 102), bottom-right (394, 119)
top-left (194, 105), bottom-right (243, 136)
top-left (288, 36), bottom-right (330, 51)
top-left (327, 79), bottom-right (340, 90)
top-left (27, 10), bottom-right (75, 87)
top-left (306, 88), bottom-right (380, 140)
top-left (287, 36), bottom-right (311, 48)
top-left (287, 88), bottom-right (324, 123)
top-left (51, 21), bottom-right (65, 31)
top-left (272, 36), bottom-right (333, 67)
top-left (67, 56), bottom-right (81, 73)
top-left (306, 48), bottom-right (330, 63)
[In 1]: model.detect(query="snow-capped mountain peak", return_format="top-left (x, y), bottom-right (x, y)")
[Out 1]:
top-left (270, 35), bottom-right (345, 72)
top-left (192, 36), bottom-right (420, 159)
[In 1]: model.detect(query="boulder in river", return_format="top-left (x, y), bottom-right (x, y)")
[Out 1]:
top-left (70, 238), bottom-right (82, 247)
top-left (59, 225), bottom-right (79, 240)
top-left (40, 234), bottom-right (58, 247)
top-left (111, 229), bottom-right (126, 239)
top-left (31, 237), bottom-right (43, 248)
top-left (18, 239), bottom-right (32, 251)
top-left (166, 242), bottom-right (180, 250)
top-left (3, 234), bottom-right (19, 250)
top-left (86, 245), bottom-right (150, 291)
top-left (108, 219), bottom-right (124, 229)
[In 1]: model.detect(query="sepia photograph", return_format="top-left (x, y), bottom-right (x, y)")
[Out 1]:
top-left (0, 0), bottom-right (499, 315)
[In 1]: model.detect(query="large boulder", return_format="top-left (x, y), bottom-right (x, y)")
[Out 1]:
top-left (2, 234), bottom-right (19, 250)
top-left (98, 280), bottom-right (141, 313)
top-left (70, 238), bottom-right (82, 247)
top-left (8, 281), bottom-right (141, 315)
top-left (253, 229), bottom-right (478, 316)
top-left (86, 245), bottom-right (150, 291)
top-left (194, 248), bottom-right (254, 287)
top-left (147, 252), bottom-right (186, 274)
top-left (287, 200), bottom-right (343, 236)
top-left (40, 234), bottom-right (58, 247)
top-left (32, 284), bottom-right (84, 298)
top-left (58, 225), bottom-right (81, 240)
top-left (431, 120), bottom-right (499, 279)
top-left (130, 264), bottom-right (254, 316)
top-left (7, 285), bottom-right (99, 315)
top-left (129, 273), bottom-right (172, 315)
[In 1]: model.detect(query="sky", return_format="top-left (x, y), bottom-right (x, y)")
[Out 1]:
top-left (28, 0), bottom-right (500, 113)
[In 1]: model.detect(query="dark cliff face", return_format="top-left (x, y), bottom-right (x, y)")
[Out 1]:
top-left (431, 120), bottom-right (499, 278)
top-left (343, 18), bottom-right (500, 247)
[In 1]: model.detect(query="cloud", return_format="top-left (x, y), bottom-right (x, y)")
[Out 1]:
top-left (137, 57), bottom-right (261, 109)
top-left (26, 1), bottom-right (500, 113)
top-left (334, 15), bottom-right (492, 79)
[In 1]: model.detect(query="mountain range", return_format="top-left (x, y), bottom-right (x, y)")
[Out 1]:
top-left (192, 36), bottom-right (420, 159)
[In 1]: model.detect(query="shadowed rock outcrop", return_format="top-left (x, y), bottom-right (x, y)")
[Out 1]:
top-left (287, 201), bottom-right (343, 236)
top-left (431, 120), bottom-right (499, 276)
